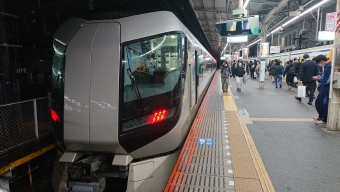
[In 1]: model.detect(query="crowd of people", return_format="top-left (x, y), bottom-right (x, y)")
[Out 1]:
top-left (219, 60), bottom-right (261, 92)
top-left (220, 54), bottom-right (332, 125)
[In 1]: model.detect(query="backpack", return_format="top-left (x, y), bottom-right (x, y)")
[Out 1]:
top-left (288, 66), bottom-right (295, 74)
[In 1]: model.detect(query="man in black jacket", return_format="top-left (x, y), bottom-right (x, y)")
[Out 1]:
top-left (295, 54), bottom-right (318, 105)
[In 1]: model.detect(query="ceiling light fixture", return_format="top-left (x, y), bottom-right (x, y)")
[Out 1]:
top-left (247, 0), bottom-right (331, 47)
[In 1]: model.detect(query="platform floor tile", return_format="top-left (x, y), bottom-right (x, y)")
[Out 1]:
top-left (165, 73), bottom-right (235, 192)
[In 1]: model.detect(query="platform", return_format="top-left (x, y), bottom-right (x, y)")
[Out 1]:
top-left (165, 72), bottom-right (274, 192)
top-left (165, 72), bottom-right (340, 192)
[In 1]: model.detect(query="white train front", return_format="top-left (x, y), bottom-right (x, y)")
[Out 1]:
top-left (50, 11), bottom-right (216, 192)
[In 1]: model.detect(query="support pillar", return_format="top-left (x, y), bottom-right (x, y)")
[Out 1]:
top-left (327, 0), bottom-right (340, 131)
top-left (259, 37), bottom-right (267, 89)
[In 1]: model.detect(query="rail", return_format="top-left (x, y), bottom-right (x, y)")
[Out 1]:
top-left (0, 97), bottom-right (52, 155)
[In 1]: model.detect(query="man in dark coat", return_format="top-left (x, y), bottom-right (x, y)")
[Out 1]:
top-left (295, 54), bottom-right (318, 105)
top-left (314, 55), bottom-right (332, 124)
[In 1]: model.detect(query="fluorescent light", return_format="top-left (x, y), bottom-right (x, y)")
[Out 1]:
top-left (248, 0), bottom-right (331, 46)
top-left (221, 43), bottom-right (229, 56)
top-left (243, 0), bottom-right (250, 8)
top-left (247, 39), bottom-right (261, 47)
top-left (269, 0), bottom-right (331, 35)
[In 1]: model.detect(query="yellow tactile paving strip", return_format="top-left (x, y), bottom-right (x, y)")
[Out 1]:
top-left (223, 90), bottom-right (238, 112)
top-left (224, 94), bottom-right (275, 192)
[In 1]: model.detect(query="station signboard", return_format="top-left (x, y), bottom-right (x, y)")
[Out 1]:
top-left (270, 46), bottom-right (280, 54)
top-left (318, 31), bottom-right (335, 41)
top-left (227, 36), bottom-right (248, 43)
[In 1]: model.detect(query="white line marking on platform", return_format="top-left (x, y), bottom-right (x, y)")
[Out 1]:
top-left (227, 153), bottom-right (230, 156)
top-left (225, 135), bottom-right (228, 138)
top-left (228, 169), bottom-right (233, 174)
top-left (226, 146), bottom-right (229, 149)
top-left (225, 140), bottom-right (229, 143)
top-left (229, 181), bottom-right (234, 186)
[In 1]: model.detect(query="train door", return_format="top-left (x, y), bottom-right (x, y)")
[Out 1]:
top-left (195, 50), bottom-right (198, 104)
top-left (187, 40), bottom-right (195, 108)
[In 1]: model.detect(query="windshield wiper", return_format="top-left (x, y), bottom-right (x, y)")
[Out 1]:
top-left (126, 54), bottom-right (145, 113)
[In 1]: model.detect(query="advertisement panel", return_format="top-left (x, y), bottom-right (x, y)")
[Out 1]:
top-left (260, 42), bottom-right (269, 58)
top-left (270, 46), bottom-right (280, 54)
top-left (243, 48), bottom-right (249, 59)
top-left (326, 12), bottom-right (337, 32)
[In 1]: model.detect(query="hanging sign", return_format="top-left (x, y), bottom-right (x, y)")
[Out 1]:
top-left (326, 12), bottom-right (337, 32)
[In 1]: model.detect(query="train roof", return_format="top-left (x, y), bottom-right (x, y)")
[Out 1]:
top-left (54, 11), bottom-right (214, 59)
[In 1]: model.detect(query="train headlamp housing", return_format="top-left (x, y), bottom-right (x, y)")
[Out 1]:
top-left (122, 108), bottom-right (176, 132)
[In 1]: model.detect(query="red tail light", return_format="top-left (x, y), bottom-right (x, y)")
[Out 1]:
top-left (51, 109), bottom-right (60, 122)
top-left (122, 108), bottom-right (175, 131)
top-left (149, 110), bottom-right (167, 124)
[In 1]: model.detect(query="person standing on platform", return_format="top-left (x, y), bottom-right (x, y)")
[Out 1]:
top-left (273, 60), bottom-right (283, 88)
top-left (255, 61), bottom-right (260, 79)
top-left (293, 58), bottom-right (301, 80)
top-left (284, 60), bottom-right (295, 90)
top-left (231, 60), bottom-right (236, 78)
top-left (314, 55), bottom-right (331, 125)
top-left (235, 61), bottom-right (245, 92)
top-left (295, 54), bottom-right (318, 105)
top-left (270, 60), bottom-right (276, 83)
top-left (250, 61), bottom-right (255, 79)
top-left (220, 61), bottom-right (232, 92)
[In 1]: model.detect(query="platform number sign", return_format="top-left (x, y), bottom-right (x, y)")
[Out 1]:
top-left (197, 138), bottom-right (213, 146)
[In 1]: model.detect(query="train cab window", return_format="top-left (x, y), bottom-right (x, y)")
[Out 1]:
top-left (122, 34), bottom-right (181, 103)
top-left (51, 39), bottom-right (66, 139)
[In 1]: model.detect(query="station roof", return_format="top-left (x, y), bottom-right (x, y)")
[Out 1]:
top-left (0, 0), bottom-right (337, 59)
top-left (189, 0), bottom-right (336, 55)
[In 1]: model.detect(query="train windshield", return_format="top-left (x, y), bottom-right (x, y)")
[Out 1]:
top-left (122, 34), bottom-right (181, 103)
top-left (122, 34), bottom-right (182, 131)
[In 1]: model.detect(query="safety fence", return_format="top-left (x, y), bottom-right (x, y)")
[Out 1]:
top-left (0, 97), bottom-right (52, 155)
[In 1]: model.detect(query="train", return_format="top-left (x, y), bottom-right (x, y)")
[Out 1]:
top-left (50, 11), bottom-right (216, 192)
top-left (266, 44), bottom-right (333, 64)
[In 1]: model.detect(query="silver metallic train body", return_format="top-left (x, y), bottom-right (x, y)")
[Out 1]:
top-left (51, 11), bottom-right (216, 192)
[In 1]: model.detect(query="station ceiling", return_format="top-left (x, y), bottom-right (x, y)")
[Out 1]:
top-left (189, 0), bottom-right (336, 55)
top-left (0, 0), bottom-right (337, 61)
